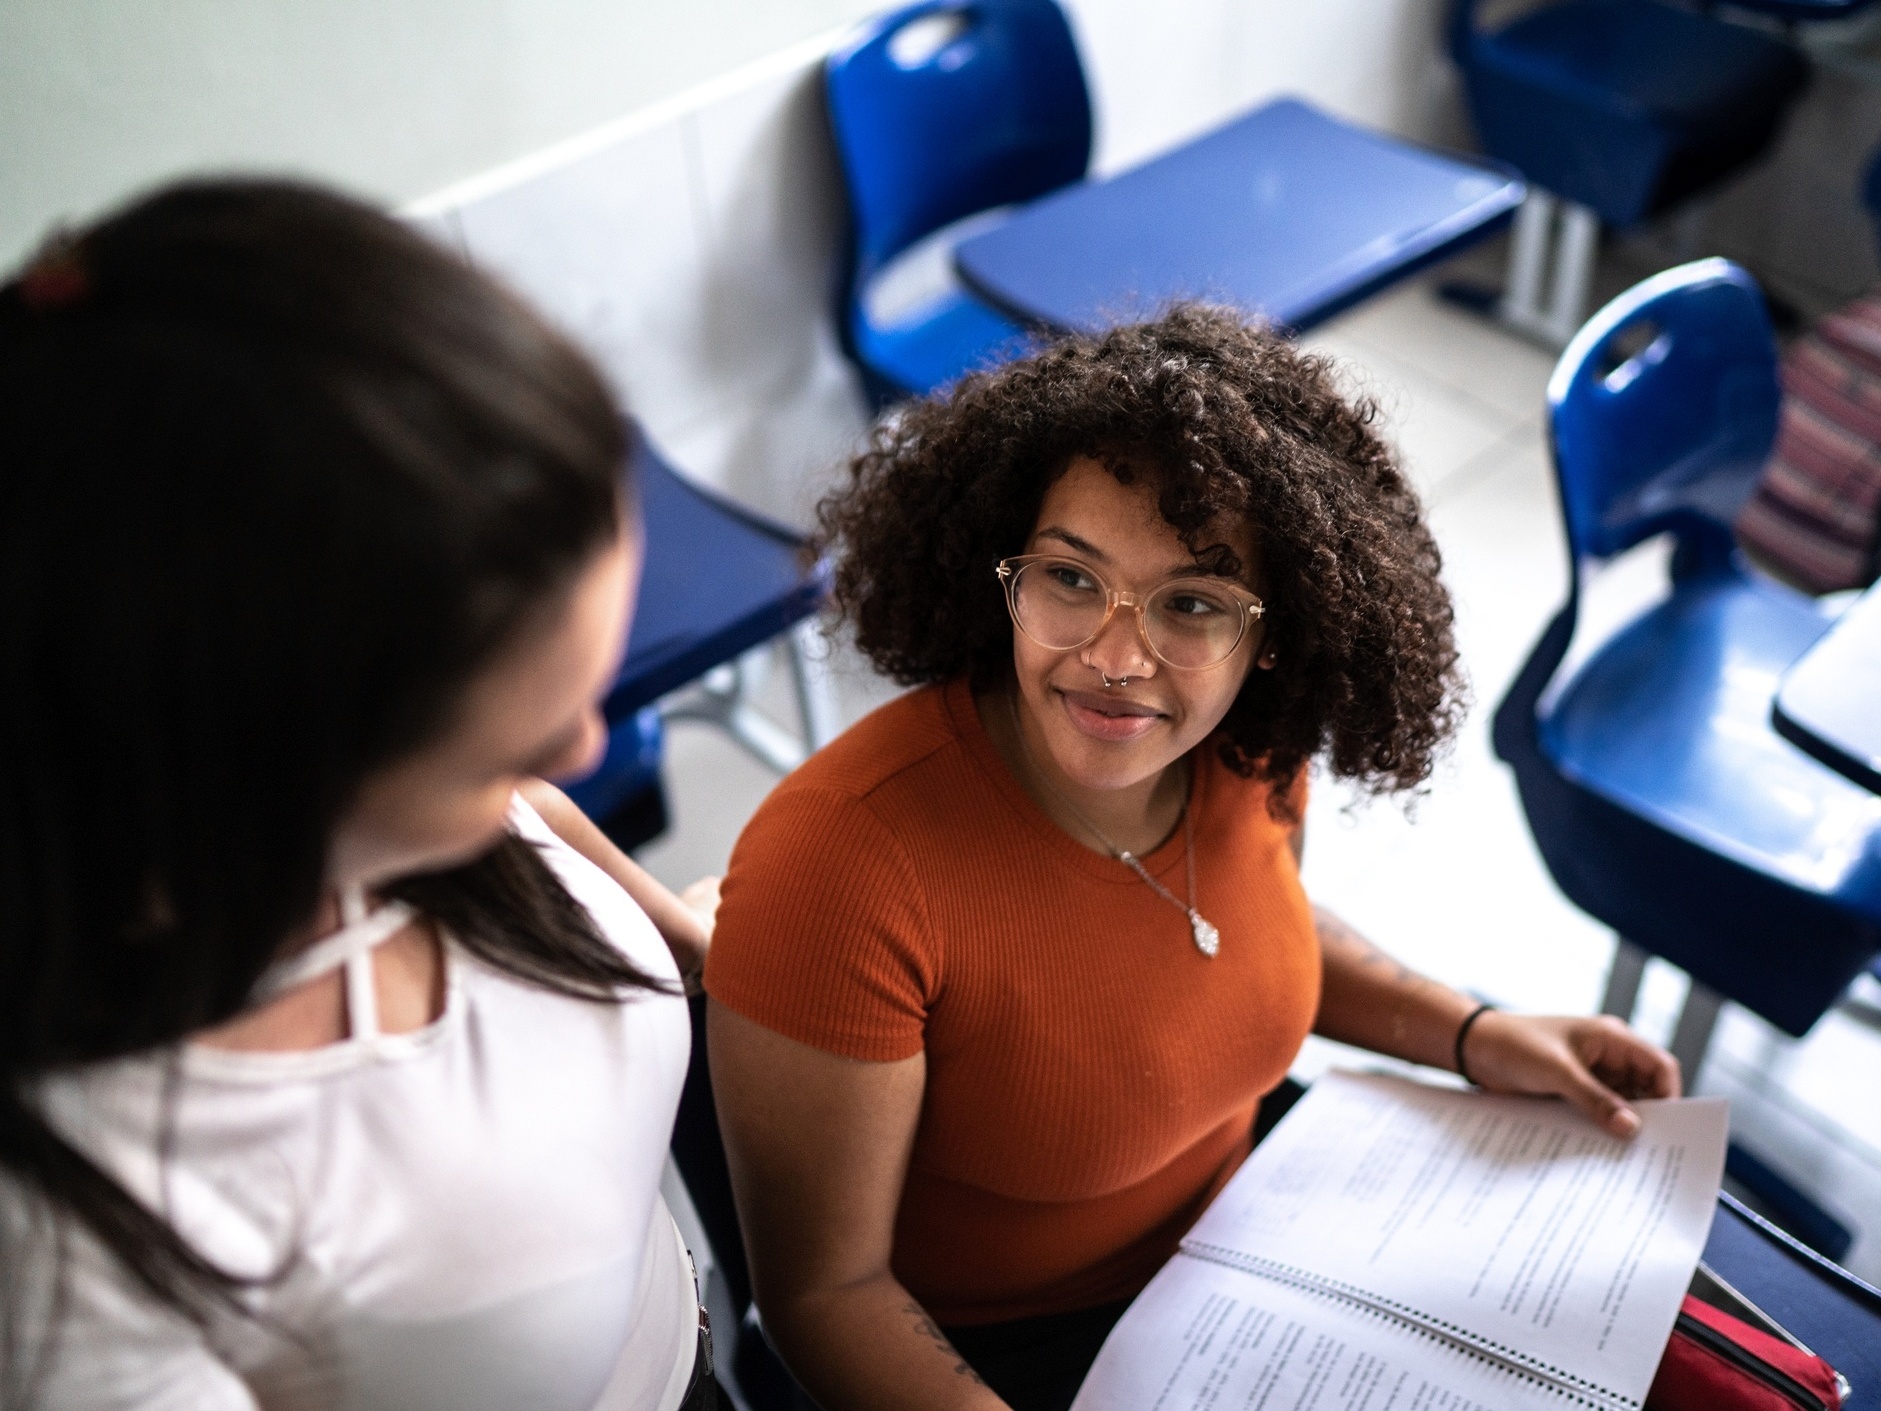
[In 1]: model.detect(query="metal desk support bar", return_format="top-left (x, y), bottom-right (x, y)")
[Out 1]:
top-left (1601, 936), bottom-right (1724, 1087)
top-left (1497, 191), bottom-right (1601, 349)
top-left (662, 621), bottom-right (840, 776)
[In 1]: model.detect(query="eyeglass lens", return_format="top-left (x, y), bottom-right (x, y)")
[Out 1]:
top-left (1009, 558), bottom-right (1253, 669)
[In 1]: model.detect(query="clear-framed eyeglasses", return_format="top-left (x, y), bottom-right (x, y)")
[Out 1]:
top-left (995, 554), bottom-right (1266, 671)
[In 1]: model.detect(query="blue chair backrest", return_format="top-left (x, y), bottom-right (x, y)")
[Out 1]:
top-left (1864, 143), bottom-right (1881, 264)
top-left (1445, 0), bottom-right (1479, 62)
top-left (1546, 258), bottom-right (1779, 566)
top-left (825, 0), bottom-right (1091, 290)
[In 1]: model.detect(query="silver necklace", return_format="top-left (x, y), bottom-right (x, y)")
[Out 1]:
top-left (1008, 696), bottom-right (1221, 958)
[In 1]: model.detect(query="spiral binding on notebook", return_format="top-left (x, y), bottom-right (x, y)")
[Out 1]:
top-left (1180, 1241), bottom-right (1641, 1411)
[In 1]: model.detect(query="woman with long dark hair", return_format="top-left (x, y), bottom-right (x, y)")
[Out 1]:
top-left (0, 180), bottom-right (718, 1410)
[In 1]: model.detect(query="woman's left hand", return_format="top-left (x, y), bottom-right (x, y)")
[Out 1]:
top-left (666, 876), bottom-right (720, 995)
top-left (515, 779), bottom-right (722, 995)
top-left (1462, 1012), bottom-right (1681, 1138)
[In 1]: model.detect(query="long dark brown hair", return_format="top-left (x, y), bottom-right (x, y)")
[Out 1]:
top-left (0, 179), bottom-right (660, 1399)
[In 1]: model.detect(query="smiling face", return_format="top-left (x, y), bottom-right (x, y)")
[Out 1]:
top-left (1012, 456), bottom-right (1265, 794)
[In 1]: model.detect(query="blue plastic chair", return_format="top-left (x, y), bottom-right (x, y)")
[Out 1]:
top-left (824, 0), bottom-right (1091, 407)
top-left (1494, 260), bottom-right (1881, 1255)
top-left (1727, 0), bottom-right (1879, 17)
top-left (1446, 0), bottom-right (1808, 346)
top-left (562, 423), bottom-right (836, 847)
top-left (1864, 144), bottom-right (1881, 264)
top-left (1449, 0), bottom-right (1809, 229)
top-left (1494, 259), bottom-right (1881, 1076)
top-left (562, 704), bottom-right (668, 843)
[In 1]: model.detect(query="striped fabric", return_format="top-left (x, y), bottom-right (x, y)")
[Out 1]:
top-left (1736, 289), bottom-right (1881, 593)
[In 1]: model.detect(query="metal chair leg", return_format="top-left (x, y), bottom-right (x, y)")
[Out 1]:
top-left (1545, 202), bottom-right (1599, 346)
top-left (722, 696), bottom-right (811, 774)
top-left (786, 619), bottom-right (841, 754)
top-left (661, 626), bottom-right (840, 777)
top-left (1493, 191), bottom-right (1598, 350)
top-left (1601, 937), bottom-right (1649, 1022)
top-left (1668, 979), bottom-right (1724, 1091)
top-left (1498, 191), bottom-right (1555, 331)
top-left (663, 655), bottom-right (807, 775)
top-left (1602, 939), bottom-right (1721, 1088)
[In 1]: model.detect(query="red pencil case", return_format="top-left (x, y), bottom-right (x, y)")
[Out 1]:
top-left (1647, 1294), bottom-right (1844, 1411)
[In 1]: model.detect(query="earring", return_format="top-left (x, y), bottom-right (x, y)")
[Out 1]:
top-left (1257, 650), bottom-right (1278, 670)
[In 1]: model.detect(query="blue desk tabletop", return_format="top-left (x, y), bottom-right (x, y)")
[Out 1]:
top-left (953, 97), bottom-right (1524, 336)
top-left (606, 437), bottom-right (824, 718)
top-left (1703, 1194), bottom-right (1881, 1394)
top-left (1774, 581), bottom-right (1881, 794)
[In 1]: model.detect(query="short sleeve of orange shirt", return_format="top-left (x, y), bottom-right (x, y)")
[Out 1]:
top-left (706, 678), bottom-right (1319, 1325)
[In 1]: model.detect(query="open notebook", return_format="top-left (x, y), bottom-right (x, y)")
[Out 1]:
top-left (1072, 1071), bottom-right (1729, 1411)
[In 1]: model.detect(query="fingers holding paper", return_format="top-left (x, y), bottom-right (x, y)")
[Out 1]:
top-left (1309, 906), bottom-right (1680, 1139)
top-left (1461, 1011), bottom-right (1681, 1138)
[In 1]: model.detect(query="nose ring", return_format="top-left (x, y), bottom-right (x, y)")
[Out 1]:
top-left (1101, 673), bottom-right (1131, 689)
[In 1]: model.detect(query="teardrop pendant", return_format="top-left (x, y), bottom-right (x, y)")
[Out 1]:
top-left (1190, 912), bottom-right (1220, 958)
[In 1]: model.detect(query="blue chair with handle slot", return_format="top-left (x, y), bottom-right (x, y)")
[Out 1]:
top-left (1493, 257), bottom-right (1881, 1082)
top-left (1494, 259), bottom-right (1881, 1258)
top-left (561, 422), bottom-right (836, 850)
top-left (1445, 0), bottom-right (1808, 347)
top-left (824, 0), bottom-right (1091, 408)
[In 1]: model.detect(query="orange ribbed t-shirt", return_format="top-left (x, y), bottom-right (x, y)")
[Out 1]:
top-left (706, 679), bottom-right (1320, 1325)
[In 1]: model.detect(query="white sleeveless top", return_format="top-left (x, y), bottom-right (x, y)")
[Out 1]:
top-left (6, 797), bottom-right (697, 1411)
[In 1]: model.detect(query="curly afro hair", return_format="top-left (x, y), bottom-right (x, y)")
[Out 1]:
top-left (813, 304), bottom-right (1464, 804)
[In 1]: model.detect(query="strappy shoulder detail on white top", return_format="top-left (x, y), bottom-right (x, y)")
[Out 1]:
top-left (17, 795), bottom-right (698, 1411)
top-left (249, 885), bottom-right (419, 1041)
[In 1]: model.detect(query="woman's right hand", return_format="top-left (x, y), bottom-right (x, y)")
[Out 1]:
top-left (708, 1002), bottom-right (1010, 1411)
top-left (1461, 1011), bottom-right (1680, 1138)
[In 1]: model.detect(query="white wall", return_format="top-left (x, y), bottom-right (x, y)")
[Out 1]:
top-left (0, 0), bottom-right (883, 267)
top-left (405, 0), bottom-right (1464, 523)
top-left (1, 0), bottom-right (1466, 522)
top-left (1075, 0), bottom-right (1461, 177)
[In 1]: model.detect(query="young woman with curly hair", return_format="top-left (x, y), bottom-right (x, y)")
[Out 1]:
top-left (704, 307), bottom-right (1676, 1411)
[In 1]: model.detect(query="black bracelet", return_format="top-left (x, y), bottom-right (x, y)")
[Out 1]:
top-left (1454, 1002), bottom-right (1496, 1086)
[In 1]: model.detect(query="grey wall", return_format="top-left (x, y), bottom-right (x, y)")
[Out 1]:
top-left (0, 0), bottom-right (881, 265)
top-left (387, 0), bottom-right (1464, 522)
top-left (0, 0), bottom-right (1469, 523)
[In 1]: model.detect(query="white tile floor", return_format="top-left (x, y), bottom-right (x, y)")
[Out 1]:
top-left (635, 267), bottom-right (1881, 1282)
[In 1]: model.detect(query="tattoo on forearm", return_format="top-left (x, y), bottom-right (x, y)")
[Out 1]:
top-left (903, 1300), bottom-right (986, 1385)
top-left (1314, 906), bottom-right (1467, 1054)
top-left (1314, 908), bottom-right (1424, 988)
